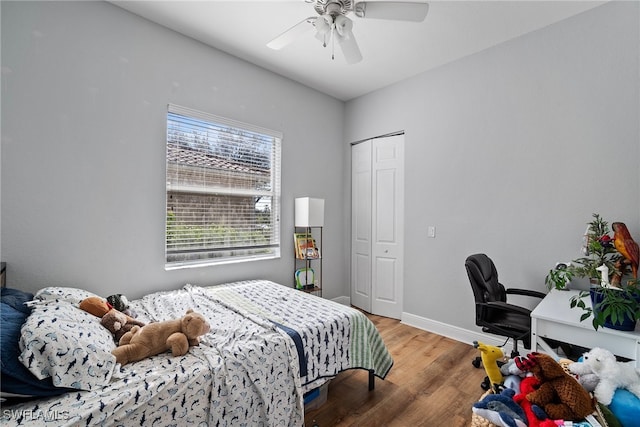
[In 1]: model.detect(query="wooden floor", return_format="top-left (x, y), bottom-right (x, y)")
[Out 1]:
top-left (304, 313), bottom-right (487, 427)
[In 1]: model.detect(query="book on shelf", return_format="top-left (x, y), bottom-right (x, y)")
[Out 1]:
top-left (294, 232), bottom-right (320, 260)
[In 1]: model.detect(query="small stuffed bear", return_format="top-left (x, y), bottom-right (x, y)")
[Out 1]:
top-left (578, 347), bottom-right (640, 405)
top-left (100, 310), bottom-right (139, 343)
top-left (515, 352), bottom-right (594, 421)
top-left (112, 309), bottom-right (210, 366)
top-left (79, 296), bottom-right (145, 343)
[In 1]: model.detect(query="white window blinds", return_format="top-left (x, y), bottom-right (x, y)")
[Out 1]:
top-left (166, 104), bottom-right (281, 268)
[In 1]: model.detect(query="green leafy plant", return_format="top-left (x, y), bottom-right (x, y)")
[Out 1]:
top-left (570, 213), bottom-right (620, 281)
top-left (545, 213), bottom-right (619, 290)
top-left (570, 279), bottom-right (640, 330)
top-left (545, 267), bottom-right (574, 291)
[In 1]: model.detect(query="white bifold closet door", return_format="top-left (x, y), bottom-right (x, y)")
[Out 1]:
top-left (351, 134), bottom-right (404, 319)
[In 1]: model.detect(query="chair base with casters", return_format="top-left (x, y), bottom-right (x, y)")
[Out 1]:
top-left (465, 253), bottom-right (546, 390)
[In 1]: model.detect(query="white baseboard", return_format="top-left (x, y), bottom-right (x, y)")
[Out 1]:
top-left (333, 297), bottom-right (517, 356)
top-left (401, 311), bottom-right (516, 356)
top-left (331, 295), bottom-right (351, 306)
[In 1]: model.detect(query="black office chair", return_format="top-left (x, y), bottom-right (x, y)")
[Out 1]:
top-left (465, 253), bottom-right (546, 363)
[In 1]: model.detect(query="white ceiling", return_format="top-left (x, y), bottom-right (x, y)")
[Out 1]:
top-left (110, 1), bottom-right (606, 101)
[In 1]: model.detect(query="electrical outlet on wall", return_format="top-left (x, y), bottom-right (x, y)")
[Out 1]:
top-left (427, 226), bottom-right (436, 238)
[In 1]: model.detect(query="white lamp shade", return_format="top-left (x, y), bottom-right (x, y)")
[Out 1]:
top-left (295, 197), bottom-right (324, 227)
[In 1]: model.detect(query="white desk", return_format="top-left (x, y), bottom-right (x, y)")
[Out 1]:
top-left (530, 288), bottom-right (640, 366)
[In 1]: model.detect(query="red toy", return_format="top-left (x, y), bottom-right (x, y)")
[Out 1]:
top-left (513, 376), bottom-right (557, 427)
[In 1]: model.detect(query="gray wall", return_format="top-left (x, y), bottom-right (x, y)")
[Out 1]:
top-left (2, 1), bottom-right (639, 340)
top-left (345, 1), bottom-right (640, 332)
top-left (1, 1), bottom-right (347, 299)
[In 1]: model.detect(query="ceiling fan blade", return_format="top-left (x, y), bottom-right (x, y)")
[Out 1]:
top-left (339, 37), bottom-right (362, 64)
top-left (267, 17), bottom-right (316, 50)
top-left (336, 21), bottom-right (362, 65)
top-left (355, 1), bottom-right (429, 22)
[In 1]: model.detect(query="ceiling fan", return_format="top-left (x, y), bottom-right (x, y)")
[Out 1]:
top-left (267, 1), bottom-right (429, 64)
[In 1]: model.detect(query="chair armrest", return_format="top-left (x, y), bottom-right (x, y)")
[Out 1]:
top-left (505, 288), bottom-right (546, 299)
top-left (482, 301), bottom-right (532, 317)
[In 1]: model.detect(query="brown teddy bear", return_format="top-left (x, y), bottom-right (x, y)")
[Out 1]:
top-left (111, 309), bottom-right (210, 366)
top-left (101, 310), bottom-right (136, 343)
top-left (79, 296), bottom-right (145, 343)
top-left (515, 352), bottom-right (594, 421)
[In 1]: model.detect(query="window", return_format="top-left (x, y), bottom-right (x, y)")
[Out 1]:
top-left (165, 104), bottom-right (281, 269)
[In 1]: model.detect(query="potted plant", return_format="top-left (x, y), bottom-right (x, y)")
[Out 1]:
top-left (570, 279), bottom-right (640, 331)
top-left (570, 213), bottom-right (620, 284)
top-left (544, 213), bottom-right (618, 290)
top-left (565, 214), bottom-right (640, 331)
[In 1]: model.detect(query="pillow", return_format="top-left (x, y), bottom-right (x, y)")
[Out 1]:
top-left (34, 286), bottom-right (102, 305)
top-left (19, 299), bottom-right (117, 391)
top-left (1, 301), bottom-right (69, 398)
top-left (1, 287), bottom-right (34, 314)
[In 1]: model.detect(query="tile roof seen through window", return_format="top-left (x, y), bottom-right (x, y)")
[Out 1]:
top-left (167, 143), bottom-right (267, 175)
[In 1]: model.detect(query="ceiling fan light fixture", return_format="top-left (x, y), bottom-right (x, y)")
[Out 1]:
top-left (314, 15), bottom-right (333, 35)
top-left (334, 14), bottom-right (353, 38)
top-left (267, 0), bottom-right (428, 63)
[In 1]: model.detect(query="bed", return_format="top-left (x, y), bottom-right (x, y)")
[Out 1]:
top-left (1, 280), bottom-right (393, 426)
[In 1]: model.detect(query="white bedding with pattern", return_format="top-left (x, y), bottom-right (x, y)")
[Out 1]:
top-left (1, 280), bottom-right (393, 426)
top-left (196, 281), bottom-right (394, 390)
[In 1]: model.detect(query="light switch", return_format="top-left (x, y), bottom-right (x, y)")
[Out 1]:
top-left (427, 226), bottom-right (436, 238)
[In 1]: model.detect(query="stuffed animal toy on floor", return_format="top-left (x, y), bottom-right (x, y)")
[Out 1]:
top-left (513, 376), bottom-right (557, 427)
top-left (474, 341), bottom-right (505, 392)
top-left (567, 357), bottom-right (600, 393)
top-left (515, 352), bottom-right (594, 421)
top-left (578, 347), bottom-right (640, 406)
top-left (500, 359), bottom-right (524, 377)
top-left (500, 358), bottom-right (526, 394)
top-left (472, 388), bottom-right (527, 427)
top-left (112, 309), bottom-right (210, 365)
